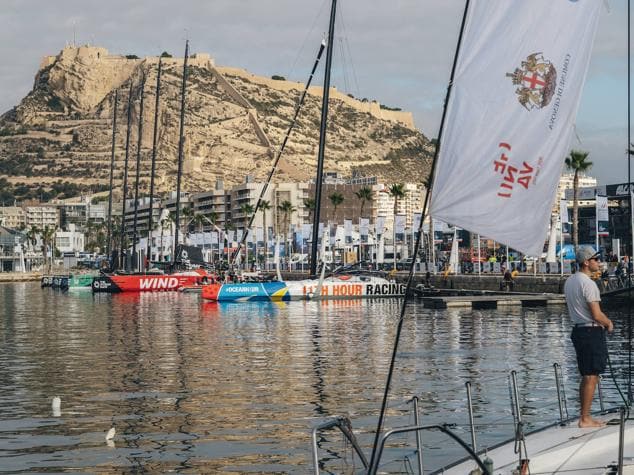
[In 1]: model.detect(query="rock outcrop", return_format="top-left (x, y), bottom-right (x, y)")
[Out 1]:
top-left (0, 45), bottom-right (434, 196)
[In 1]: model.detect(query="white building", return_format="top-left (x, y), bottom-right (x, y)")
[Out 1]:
top-left (25, 206), bottom-right (59, 229)
top-left (0, 206), bottom-right (26, 229)
top-left (55, 224), bottom-right (85, 253)
top-left (557, 173), bottom-right (597, 206)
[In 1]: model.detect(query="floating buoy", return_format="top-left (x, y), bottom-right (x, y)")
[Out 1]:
top-left (51, 397), bottom-right (61, 416)
top-left (106, 427), bottom-right (116, 440)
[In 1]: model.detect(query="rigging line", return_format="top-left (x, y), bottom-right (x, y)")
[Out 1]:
top-left (337, 5), bottom-right (361, 99)
top-left (343, 34), bottom-right (361, 100)
top-left (338, 37), bottom-right (350, 94)
top-left (230, 40), bottom-right (327, 265)
top-left (286, 0), bottom-right (329, 80)
top-left (627, 0), bottom-right (634, 406)
top-left (335, 6), bottom-right (349, 94)
top-left (367, 1), bottom-right (472, 473)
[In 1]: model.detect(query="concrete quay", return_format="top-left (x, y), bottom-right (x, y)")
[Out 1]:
top-left (0, 272), bottom-right (42, 283)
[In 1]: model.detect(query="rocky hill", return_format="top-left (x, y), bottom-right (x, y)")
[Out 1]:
top-left (0, 45), bottom-right (434, 200)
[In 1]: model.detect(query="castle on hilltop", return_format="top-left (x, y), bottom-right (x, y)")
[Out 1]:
top-left (39, 45), bottom-right (415, 130)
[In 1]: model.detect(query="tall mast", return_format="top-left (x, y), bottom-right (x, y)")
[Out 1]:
top-left (367, 0), bottom-right (472, 471)
top-left (627, 0), bottom-right (634, 406)
top-left (309, 0), bottom-right (337, 277)
top-left (173, 40), bottom-right (189, 266)
top-left (230, 40), bottom-right (326, 265)
top-left (106, 89), bottom-right (118, 269)
top-left (132, 73), bottom-right (146, 272)
top-left (119, 82), bottom-right (135, 271)
top-left (146, 59), bottom-right (163, 266)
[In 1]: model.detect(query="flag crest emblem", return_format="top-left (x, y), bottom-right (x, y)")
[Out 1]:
top-left (506, 53), bottom-right (557, 110)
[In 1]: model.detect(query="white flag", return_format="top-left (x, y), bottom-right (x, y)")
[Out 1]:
top-left (430, 1), bottom-right (601, 256)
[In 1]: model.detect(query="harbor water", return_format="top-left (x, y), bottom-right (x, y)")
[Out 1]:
top-left (0, 282), bottom-right (631, 473)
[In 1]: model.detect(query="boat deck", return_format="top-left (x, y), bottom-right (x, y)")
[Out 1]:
top-left (441, 413), bottom-right (634, 474)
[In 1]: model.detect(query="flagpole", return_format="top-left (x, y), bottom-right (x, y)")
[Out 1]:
top-left (367, 0), bottom-right (472, 471)
top-left (560, 214), bottom-right (564, 276)
top-left (477, 233), bottom-right (481, 276)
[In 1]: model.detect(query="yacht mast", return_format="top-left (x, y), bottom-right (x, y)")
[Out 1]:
top-left (309, 0), bottom-right (337, 277)
top-left (146, 59), bottom-right (163, 267)
top-left (106, 89), bottom-right (118, 269)
top-left (119, 83), bottom-right (135, 271)
top-left (173, 40), bottom-right (189, 267)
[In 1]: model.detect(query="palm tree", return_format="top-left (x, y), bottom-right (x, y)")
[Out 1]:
top-left (240, 203), bottom-right (254, 232)
top-left (565, 150), bottom-right (593, 252)
top-left (303, 198), bottom-right (316, 223)
top-left (181, 206), bottom-right (194, 235)
top-left (328, 192), bottom-right (344, 222)
top-left (26, 225), bottom-right (39, 251)
top-left (278, 200), bottom-right (296, 265)
top-left (388, 183), bottom-right (407, 270)
top-left (258, 200), bottom-right (271, 267)
top-left (40, 225), bottom-right (57, 273)
top-left (354, 186), bottom-right (373, 218)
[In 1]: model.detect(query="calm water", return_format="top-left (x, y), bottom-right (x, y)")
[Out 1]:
top-left (0, 282), bottom-right (631, 474)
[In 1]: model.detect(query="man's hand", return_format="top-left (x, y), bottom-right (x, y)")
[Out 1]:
top-left (606, 319), bottom-right (614, 333)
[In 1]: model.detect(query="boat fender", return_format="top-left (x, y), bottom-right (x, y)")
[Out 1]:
top-left (482, 451), bottom-right (494, 475)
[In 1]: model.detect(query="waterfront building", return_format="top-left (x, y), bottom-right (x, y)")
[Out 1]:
top-left (25, 206), bottom-right (59, 230)
top-left (0, 206), bottom-right (26, 230)
top-left (191, 179), bottom-right (231, 231)
top-left (0, 225), bottom-right (28, 272)
top-left (557, 173), bottom-right (597, 206)
top-left (54, 224), bottom-right (85, 254)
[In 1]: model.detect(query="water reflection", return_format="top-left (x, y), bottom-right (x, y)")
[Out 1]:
top-left (0, 283), bottom-right (630, 473)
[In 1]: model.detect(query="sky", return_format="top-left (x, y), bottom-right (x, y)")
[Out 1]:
top-left (0, 0), bottom-right (630, 185)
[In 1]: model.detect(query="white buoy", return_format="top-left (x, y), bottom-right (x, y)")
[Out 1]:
top-left (51, 397), bottom-right (61, 416)
top-left (106, 427), bottom-right (116, 441)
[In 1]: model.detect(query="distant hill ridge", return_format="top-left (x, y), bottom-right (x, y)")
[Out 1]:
top-left (0, 45), bottom-right (432, 202)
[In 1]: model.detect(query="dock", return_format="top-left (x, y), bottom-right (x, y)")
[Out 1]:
top-left (419, 291), bottom-right (566, 309)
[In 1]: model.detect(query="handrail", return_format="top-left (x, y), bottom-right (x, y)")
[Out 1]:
top-left (368, 424), bottom-right (489, 475)
top-left (618, 406), bottom-right (626, 475)
top-left (311, 415), bottom-right (368, 475)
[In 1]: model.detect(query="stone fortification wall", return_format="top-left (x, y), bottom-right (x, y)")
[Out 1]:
top-left (37, 47), bottom-right (414, 129)
top-left (216, 66), bottom-right (416, 130)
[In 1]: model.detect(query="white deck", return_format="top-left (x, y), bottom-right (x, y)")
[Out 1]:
top-left (441, 413), bottom-right (633, 474)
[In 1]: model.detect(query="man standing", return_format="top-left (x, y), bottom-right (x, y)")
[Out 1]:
top-left (564, 246), bottom-right (614, 428)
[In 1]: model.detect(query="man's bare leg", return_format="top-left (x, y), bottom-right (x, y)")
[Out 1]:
top-left (579, 375), bottom-right (605, 428)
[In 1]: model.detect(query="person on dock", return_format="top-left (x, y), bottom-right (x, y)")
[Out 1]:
top-left (564, 246), bottom-right (614, 428)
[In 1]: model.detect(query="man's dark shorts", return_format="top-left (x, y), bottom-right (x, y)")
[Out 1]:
top-left (571, 327), bottom-right (607, 376)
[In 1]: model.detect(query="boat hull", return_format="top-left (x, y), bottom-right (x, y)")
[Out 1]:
top-left (67, 274), bottom-right (95, 291)
top-left (201, 276), bottom-right (405, 302)
top-left (92, 273), bottom-right (207, 293)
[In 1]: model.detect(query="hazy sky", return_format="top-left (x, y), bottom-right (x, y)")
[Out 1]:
top-left (0, 0), bottom-right (630, 185)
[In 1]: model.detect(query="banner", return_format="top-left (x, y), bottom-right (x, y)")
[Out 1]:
top-left (395, 215), bottom-right (406, 239)
top-left (376, 216), bottom-right (386, 236)
top-left (559, 199), bottom-right (569, 224)
top-left (344, 219), bottom-right (353, 244)
top-left (256, 227), bottom-right (263, 243)
top-left (302, 224), bottom-right (312, 241)
top-left (360, 218), bottom-right (369, 244)
top-left (596, 195), bottom-right (609, 237)
top-left (429, 0), bottom-right (602, 256)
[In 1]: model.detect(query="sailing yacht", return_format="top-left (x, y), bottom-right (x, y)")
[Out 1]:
top-left (310, 1), bottom-right (633, 473)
